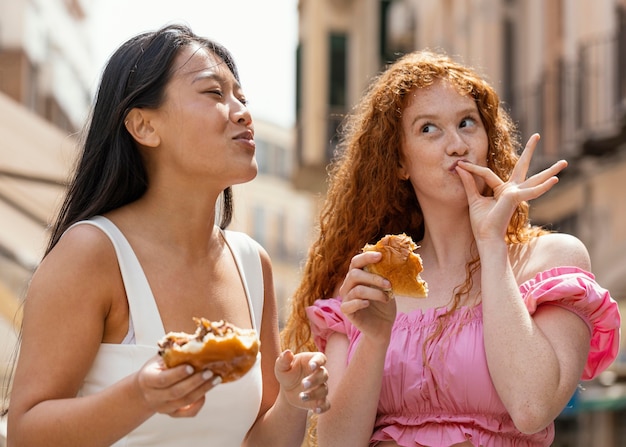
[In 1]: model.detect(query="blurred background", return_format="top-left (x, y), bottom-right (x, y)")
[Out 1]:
top-left (1, 0), bottom-right (625, 445)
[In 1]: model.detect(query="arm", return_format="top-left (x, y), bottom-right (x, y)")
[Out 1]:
top-left (315, 251), bottom-right (394, 447)
top-left (478, 234), bottom-right (590, 433)
top-left (457, 134), bottom-right (591, 433)
top-left (316, 332), bottom-right (386, 447)
top-left (7, 225), bottom-right (221, 447)
top-left (243, 248), bottom-right (330, 447)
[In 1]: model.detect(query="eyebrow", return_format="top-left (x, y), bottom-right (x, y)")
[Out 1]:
top-left (410, 106), bottom-right (479, 127)
top-left (191, 70), bottom-right (241, 90)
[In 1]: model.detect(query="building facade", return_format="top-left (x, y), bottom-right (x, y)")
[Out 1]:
top-left (226, 119), bottom-right (319, 325)
top-left (294, 0), bottom-right (626, 445)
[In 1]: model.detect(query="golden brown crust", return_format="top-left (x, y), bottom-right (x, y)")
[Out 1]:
top-left (362, 233), bottom-right (428, 298)
top-left (158, 318), bottom-right (260, 383)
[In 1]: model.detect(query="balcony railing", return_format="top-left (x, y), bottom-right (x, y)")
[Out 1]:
top-left (512, 35), bottom-right (625, 171)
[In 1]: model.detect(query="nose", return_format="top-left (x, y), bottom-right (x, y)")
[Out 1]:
top-left (232, 98), bottom-right (252, 126)
top-left (446, 130), bottom-right (469, 156)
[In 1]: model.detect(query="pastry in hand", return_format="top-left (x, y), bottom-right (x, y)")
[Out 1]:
top-left (362, 233), bottom-right (428, 298)
top-left (158, 317), bottom-right (259, 383)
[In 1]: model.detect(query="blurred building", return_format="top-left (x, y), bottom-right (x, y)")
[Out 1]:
top-left (295, 0), bottom-right (626, 445)
top-left (230, 119), bottom-right (319, 325)
top-left (0, 3), bottom-right (92, 441)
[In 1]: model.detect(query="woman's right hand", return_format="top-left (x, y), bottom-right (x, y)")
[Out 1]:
top-left (338, 251), bottom-right (397, 341)
top-left (135, 356), bottom-right (222, 418)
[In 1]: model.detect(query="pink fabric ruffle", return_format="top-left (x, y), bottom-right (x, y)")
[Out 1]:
top-left (306, 297), bottom-right (348, 352)
top-left (519, 266), bottom-right (621, 380)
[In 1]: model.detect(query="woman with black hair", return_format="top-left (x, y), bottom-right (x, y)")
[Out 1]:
top-left (6, 24), bottom-right (329, 447)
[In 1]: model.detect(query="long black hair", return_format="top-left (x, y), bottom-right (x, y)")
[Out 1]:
top-left (46, 23), bottom-right (239, 256)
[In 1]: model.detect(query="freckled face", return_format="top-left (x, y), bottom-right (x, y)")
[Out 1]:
top-left (399, 80), bottom-right (489, 205)
top-left (150, 44), bottom-right (257, 189)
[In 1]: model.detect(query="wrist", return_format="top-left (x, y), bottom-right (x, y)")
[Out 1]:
top-left (276, 386), bottom-right (310, 416)
top-left (129, 372), bottom-right (158, 418)
top-left (476, 237), bottom-right (508, 256)
top-left (360, 329), bottom-right (392, 351)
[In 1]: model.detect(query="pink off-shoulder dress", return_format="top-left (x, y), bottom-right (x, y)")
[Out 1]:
top-left (306, 267), bottom-right (621, 447)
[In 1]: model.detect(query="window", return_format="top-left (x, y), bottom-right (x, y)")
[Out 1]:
top-left (328, 34), bottom-right (347, 108)
top-left (502, 13), bottom-right (516, 112)
top-left (255, 139), bottom-right (269, 175)
top-left (251, 206), bottom-right (266, 247)
top-left (618, 5), bottom-right (626, 101)
top-left (327, 33), bottom-right (348, 162)
top-left (380, 0), bottom-right (415, 64)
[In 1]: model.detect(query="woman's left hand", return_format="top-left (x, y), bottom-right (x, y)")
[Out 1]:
top-left (274, 349), bottom-right (330, 414)
top-left (455, 133), bottom-right (567, 241)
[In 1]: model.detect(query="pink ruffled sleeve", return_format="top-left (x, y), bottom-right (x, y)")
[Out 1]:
top-left (305, 298), bottom-right (352, 352)
top-left (520, 266), bottom-right (621, 380)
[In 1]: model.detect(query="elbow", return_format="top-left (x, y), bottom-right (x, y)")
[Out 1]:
top-left (7, 415), bottom-right (38, 447)
top-left (509, 403), bottom-right (555, 435)
top-left (7, 429), bottom-right (27, 447)
top-left (7, 431), bottom-right (23, 447)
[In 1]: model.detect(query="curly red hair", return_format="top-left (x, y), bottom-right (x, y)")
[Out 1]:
top-left (282, 50), bottom-right (545, 355)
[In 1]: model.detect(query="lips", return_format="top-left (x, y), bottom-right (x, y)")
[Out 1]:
top-left (233, 129), bottom-right (254, 141)
top-left (449, 159), bottom-right (470, 172)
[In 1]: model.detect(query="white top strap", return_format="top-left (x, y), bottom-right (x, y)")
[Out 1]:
top-left (68, 216), bottom-right (165, 345)
top-left (221, 230), bottom-right (264, 332)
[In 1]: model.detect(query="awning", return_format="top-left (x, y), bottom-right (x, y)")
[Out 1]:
top-left (0, 280), bottom-right (20, 329)
top-left (0, 91), bottom-right (75, 323)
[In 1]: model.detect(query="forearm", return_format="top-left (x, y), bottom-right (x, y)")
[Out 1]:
top-left (8, 374), bottom-right (153, 447)
top-left (317, 337), bottom-right (386, 447)
top-left (478, 240), bottom-right (563, 430)
top-left (243, 390), bottom-right (309, 447)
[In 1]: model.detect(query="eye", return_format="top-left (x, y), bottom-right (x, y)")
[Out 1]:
top-left (459, 117), bottom-right (476, 128)
top-left (205, 89), bottom-right (223, 97)
top-left (421, 123), bottom-right (437, 133)
top-left (238, 96), bottom-right (248, 106)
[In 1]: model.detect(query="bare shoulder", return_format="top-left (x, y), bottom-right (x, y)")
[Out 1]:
top-left (535, 232), bottom-right (591, 269)
top-left (29, 222), bottom-right (120, 312)
top-left (256, 242), bottom-right (273, 273)
top-left (46, 222), bottom-right (118, 269)
top-left (524, 232), bottom-right (591, 276)
top-left (512, 232), bottom-right (592, 283)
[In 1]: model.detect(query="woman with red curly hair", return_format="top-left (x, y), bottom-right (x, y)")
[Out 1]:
top-left (282, 50), bottom-right (620, 447)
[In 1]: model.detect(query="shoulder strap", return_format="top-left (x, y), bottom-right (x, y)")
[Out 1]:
top-left (222, 230), bottom-right (264, 332)
top-left (69, 216), bottom-right (165, 345)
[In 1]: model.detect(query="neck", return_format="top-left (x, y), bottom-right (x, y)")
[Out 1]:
top-left (418, 206), bottom-right (476, 269)
top-left (113, 190), bottom-right (222, 259)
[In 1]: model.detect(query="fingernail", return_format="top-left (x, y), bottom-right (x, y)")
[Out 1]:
top-left (186, 365), bottom-right (194, 375)
top-left (315, 407), bottom-right (323, 414)
top-left (309, 360), bottom-right (317, 371)
top-left (202, 370), bottom-right (214, 381)
top-left (302, 379), bottom-right (312, 389)
top-left (211, 375), bottom-right (223, 386)
top-left (299, 392), bottom-right (310, 402)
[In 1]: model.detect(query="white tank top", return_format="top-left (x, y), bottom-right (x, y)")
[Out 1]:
top-left (74, 216), bottom-right (263, 446)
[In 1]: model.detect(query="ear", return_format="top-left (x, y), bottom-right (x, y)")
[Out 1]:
top-left (124, 108), bottom-right (161, 147)
top-left (397, 161), bottom-right (410, 181)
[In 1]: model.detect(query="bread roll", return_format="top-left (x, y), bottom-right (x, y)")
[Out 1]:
top-left (158, 317), bottom-right (259, 383)
top-left (362, 233), bottom-right (428, 298)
